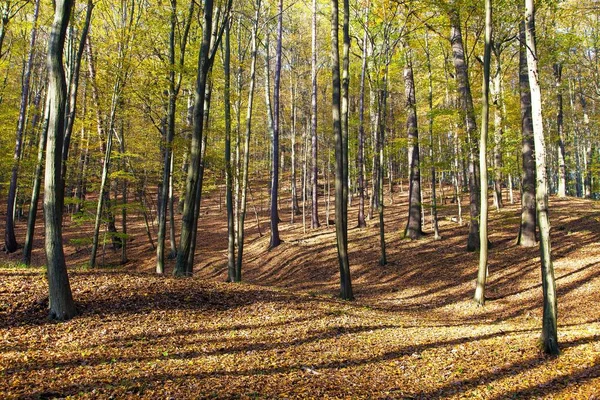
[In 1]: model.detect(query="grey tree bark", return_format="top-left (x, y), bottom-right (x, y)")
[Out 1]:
top-left (311, 0), bottom-right (320, 229)
top-left (44, 0), bottom-right (76, 321)
top-left (554, 63), bottom-right (567, 197)
top-left (331, 0), bottom-right (353, 300)
top-left (449, 7), bottom-right (481, 252)
top-left (403, 46), bottom-right (423, 240)
top-left (517, 21), bottom-right (536, 248)
top-left (525, 0), bottom-right (559, 355)
top-left (474, 0), bottom-right (492, 306)
top-left (269, 0), bottom-right (283, 249)
top-left (5, 0), bottom-right (40, 253)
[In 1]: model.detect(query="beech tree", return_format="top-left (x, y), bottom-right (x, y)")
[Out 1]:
top-left (45, 0), bottom-right (76, 321)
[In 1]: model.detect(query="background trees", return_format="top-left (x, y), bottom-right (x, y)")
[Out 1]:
top-left (0, 0), bottom-right (594, 352)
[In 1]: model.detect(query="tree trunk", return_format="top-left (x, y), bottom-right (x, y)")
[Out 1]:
top-left (491, 45), bottom-right (504, 210)
top-left (44, 0), bottom-right (76, 321)
top-left (426, 32), bottom-right (441, 240)
top-left (331, 0), bottom-right (353, 300)
top-left (267, 0), bottom-right (283, 249)
top-left (554, 62), bottom-right (567, 197)
top-left (517, 21), bottom-right (536, 248)
top-left (5, 0), bottom-right (40, 253)
top-left (449, 7), bottom-right (481, 252)
top-left (403, 46), bottom-right (423, 240)
top-left (223, 14), bottom-right (236, 282)
top-left (474, 0), bottom-right (491, 306)
top-left (356, 2), bottom-right (369, 228)
top-left (175, 0), bottom-right (219, 276)
top-left (525, 0), bottom-right (559, 355)
top-left (23, 101), bottom-right (49, 266)
top-left (311, 0), bottom-right (320, 229)
top-left (235, 0), bottom-right (260, 282)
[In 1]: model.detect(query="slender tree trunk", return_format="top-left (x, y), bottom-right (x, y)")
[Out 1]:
top-left (449, 7), bottom-right (481, 252)
top-left (491, 46), bottom-right (504, 210)
top-left (356, 2), bottom-right (369, 228)
top-left (45, 0), bottom-right (76, 321)
top-left (517, 22), bottom-right (536, 247)
top-left (525, 0), bottom-right (559, 355)
top-left (119, 125), bottom-right (127, 265)
top-left (235, 0), bottom-right (260, 282)
top-left (554, 62), bottom-right (567, 197)
top-left (61, 0), bottom-right (93, 189)
top-left (223, 15), bottom-right (236, 282)
top-left (426, 33), bottom-right (441, 240)
top-left (404, 46), bottom-right (423, 240)
top-left (311, 0), bottom-right (320, 229)
top-left (331, 0), bottom-right (353, 300)
top-left (5, 0), bottom-right (40, 253)
top-left (23, 103), bottom-right (49, 266)
top-left (175, 0), bottom-right (219, 276)
top-left (268, 0), bottom-right (283, 249)
top-left (474, 0), bottom-right (491, 306)
top-left (290, 79), bottom-right (300, 221)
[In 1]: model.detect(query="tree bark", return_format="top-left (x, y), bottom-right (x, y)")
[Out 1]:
top-left (403, 46), bottom-right (423, 240)
top-left (269, 0), bottom-right (283, 249)
top-left (517, 21), bottom-right (536, 248)
top-left (235, 0), bottom-right (260, 282)
top-left (554, 63), bottom-right (567, 197)
top-left (449, 7), bottom-right (481, 252)
top-left (356, 2), bottom-right (369, 228)
top-left (525, 0), bottom-right (559, 355)
top-left (311, 0), bottom-right (320, 229)
top-left (175, 0), bottom-right (221, 276)
top-left (474, 0), bottom-right (492, 306)
top-left (5, 0), bottom-right (40, 253)
top-left (44, 0), bottom-right (76, 321)
top-left (331, 0), bottom-right (353, 300)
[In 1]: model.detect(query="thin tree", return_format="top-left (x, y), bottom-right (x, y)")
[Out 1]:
top-left (356, 0), bottom-right (369, 228)
top-left (5, 0), bottom-right (41, 253)
top-left (223, 12), bottom-right (235, 282)
top-left (525, 0), bottom-right (559, 355)
top-left (311, 0), bottom-right (320, 229)
top-left (448, 5), bottom-right (481, 252)
top-left (331, 0), bottom-right (353, 300)
top-left (474, 0), bottom-right (492, 306)
top-left (517, 21), bottom-right (536, 247)
top-left (156, 0), bottom-right (194, 274)
top-left (269, 0), bottom-right (283, 249)
top-left (235, 0), bottom-right (261, 282)
top-left (403, 44), bottom-right (424, 240)
top-left (45, 0), bottom-right (76, 320)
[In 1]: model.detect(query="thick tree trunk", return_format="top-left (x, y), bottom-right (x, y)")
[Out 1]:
top-left (331, 0), bottom-right (353, 300)
top-left (525, 0), bottom-right (559, 355)
top-left (474, 0), bottom-right (492, 306)
top-left (449, 7), bottom-right (481, 252)
top-left (44, 0), bottom-right (76, 321)
top-left (403, 47), bottom-right (423, 240)
top-left (5, 0), bottom-right (40, 253)
top-left (517, 22), bottom-right (536, 248)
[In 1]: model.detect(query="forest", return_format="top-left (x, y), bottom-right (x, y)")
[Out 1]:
top-left (1, 0), bottom-right (600, 397)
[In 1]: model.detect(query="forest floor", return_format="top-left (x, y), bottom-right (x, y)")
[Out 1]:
top-left (1, 183), bottom-right (600, 399)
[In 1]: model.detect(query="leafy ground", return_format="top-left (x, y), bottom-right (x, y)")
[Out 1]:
top-left (1, 187), bottom-right (600, 399)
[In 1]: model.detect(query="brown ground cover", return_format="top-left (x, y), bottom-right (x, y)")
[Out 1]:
top-left (1, 186), bottom-right (599, 398)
